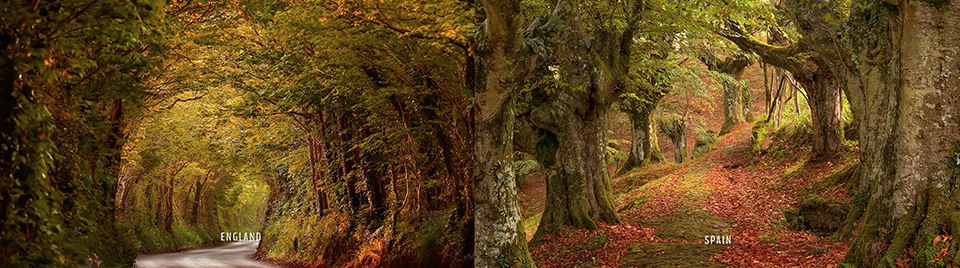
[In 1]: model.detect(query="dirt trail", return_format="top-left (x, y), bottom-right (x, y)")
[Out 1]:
top-left (134, 241), bottom-right (279, 268)
top-left (526, 124), bottom-right (852, 267)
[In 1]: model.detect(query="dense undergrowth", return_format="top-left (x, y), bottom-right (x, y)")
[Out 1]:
top-left (257, 167), bottom-right (473, 268)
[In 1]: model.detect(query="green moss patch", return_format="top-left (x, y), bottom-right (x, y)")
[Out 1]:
top-left (620, 243), bottom-right (730, 268)
top-left (751, 120), bottom-right (770, 152)
top-left (523, 212), bottom-right (543, 241)
top-left (693, 129), bottom-right (718, 158)
top-left (809, 162), bottom-right (861, 194)
top-left (613, 163), bottom-right (679, 196)
top-left (644, 207), bottom-right (731, 241)
top-left (784, 194), bottom-right (848, 236)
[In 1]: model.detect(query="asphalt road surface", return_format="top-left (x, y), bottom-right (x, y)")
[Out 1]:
top-left (134, 240), bottom-right (280, 268)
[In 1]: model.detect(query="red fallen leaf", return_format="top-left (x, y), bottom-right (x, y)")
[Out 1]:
top-left (895, 257), bottom-right (907, 268)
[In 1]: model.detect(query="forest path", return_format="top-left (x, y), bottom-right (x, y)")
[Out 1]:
top-left (134, 241), bottom-right (280, 268)
top-left (526, 123), bottom-right (851, 267)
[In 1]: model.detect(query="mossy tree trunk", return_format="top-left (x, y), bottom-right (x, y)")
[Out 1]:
top-left (517, 95), bottom-right (609, 240)
top-left (659, 118), bottom-right (688, 163)
top-left (700, 52), bottom-right (753, 135)
top-left (617, 94), bottom-right (665, 176)
top-left (516, 0), bottom-right (634, 240)
top-left (516, 90), bottom-right (622, 241)
top-left (741, 80), bottom-right (754, 122)
top-left (840, 0), bottom-right (960, 267)
top-left (803, 68), bottom-right (843, 160)
top-left (583, 102), bottom-right (622, 225)
top-left (474, 0), bottom-right (537, 266)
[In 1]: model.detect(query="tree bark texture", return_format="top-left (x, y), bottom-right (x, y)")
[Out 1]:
top-left (474, 0), bottom-right (536, 266)
top-left (519, 0), bottom-right (626, 239)
top-left (840, 0), bottom-right (960, 267)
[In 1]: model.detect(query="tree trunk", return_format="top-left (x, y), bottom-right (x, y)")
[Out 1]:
top-left (519, 0), bottom-right (624, 240)
top-left (320, 110), bottom-right (344, 214)
top-left (721, 79), bottom-right (746, 134)
top-left (763, 63), bottom-right (770, 113)
top-left (362, 156), bottom-right (386, 223)
top-left (337, 112), bottom-right (362, 213)
top-left (701, 53), bottom-right (752, 135)
top-left (741, 79), bottom-right (753, 122)
top-left (522, 90), bottom-right (620, 240)
top-left (801, 72), bottom-right (842, 160)
top-left (360, 125), bottom-right (386, 223)
top-left (659, 118), bottom-right (688, 163)
top-left (841, 0), bottom-right (960, 267)
top-left (474, 0), bottom-right (536, 266)
top-left (164, 173), bottom-right (174, 233)
top-left (106, 99), bottom-right (123, 216)
top-left (307, 132), bottom-right (328, 216)
top-left (582, 107), bottom-right (620, 224)
top-left (192, 176), bottom-right (202, 226)
top-left (617, 97), bottom-right (664, 175)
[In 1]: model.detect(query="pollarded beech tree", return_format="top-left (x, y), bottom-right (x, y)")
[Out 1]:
top-left (615, 34), bottom-right (677, 175)
top-left (513, 0), bottom-right (636, 239)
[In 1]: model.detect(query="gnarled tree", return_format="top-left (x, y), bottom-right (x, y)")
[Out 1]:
top-left (720, 20), bottom-right (843, 160)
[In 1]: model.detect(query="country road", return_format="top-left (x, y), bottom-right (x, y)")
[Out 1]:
top-left (134, 241), bottom-right (280, 268)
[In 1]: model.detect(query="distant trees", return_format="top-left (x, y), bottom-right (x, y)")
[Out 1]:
top-left (617, 89), bottom-right (666, 174)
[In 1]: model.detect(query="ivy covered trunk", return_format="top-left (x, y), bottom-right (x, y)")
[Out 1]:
top-left (841, 0), bottom-right (960, 267)
top-left (474, 0), bottom-right (536, 266)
